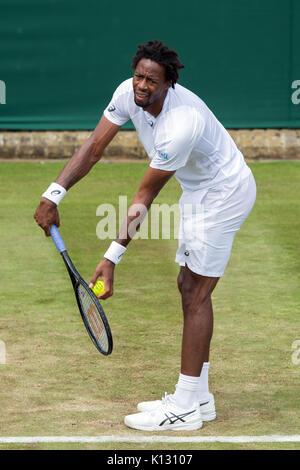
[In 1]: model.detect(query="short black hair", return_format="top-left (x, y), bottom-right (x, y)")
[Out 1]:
top-left (131, 40), bottom-right (184, 88)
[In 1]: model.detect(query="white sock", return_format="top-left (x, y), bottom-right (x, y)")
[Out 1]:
top-left (197, 362), bottom-right (210, 404)
top-left (173, 373), bottom-right (201, 410)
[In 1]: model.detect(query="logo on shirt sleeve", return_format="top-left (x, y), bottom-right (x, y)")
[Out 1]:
top-left (158, 151), bottom-right (168, 160)
top-left (108, 104), bottom-right (116, 112)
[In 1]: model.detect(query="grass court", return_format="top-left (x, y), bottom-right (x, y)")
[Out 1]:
top-left (0, 160), bottom-right (299, 450)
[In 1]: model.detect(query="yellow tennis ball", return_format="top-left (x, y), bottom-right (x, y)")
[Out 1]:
top-left (92, 279), bottom-right (105, 296)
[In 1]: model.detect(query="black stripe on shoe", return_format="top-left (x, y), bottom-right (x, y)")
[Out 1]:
top-left (159, 410), bottom-right (196, 426)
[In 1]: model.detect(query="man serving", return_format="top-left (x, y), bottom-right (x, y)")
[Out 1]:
top-left (34, 40), bottom-right (256, 431)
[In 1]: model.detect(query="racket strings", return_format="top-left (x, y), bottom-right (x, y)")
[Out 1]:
top-left (76, 283), bottom-right (109, 353)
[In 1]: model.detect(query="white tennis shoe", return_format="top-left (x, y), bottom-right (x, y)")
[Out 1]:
top-left (124, 397), bottom-right (202, 431)
top-left (137, 392), bottom-right (216, 422)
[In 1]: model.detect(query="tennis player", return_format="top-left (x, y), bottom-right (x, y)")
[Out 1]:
top-left (34, 40), bottom-right (256, 431)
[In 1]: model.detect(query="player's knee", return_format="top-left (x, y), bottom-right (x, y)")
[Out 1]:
top-left (181, 277), bottom-right (211, 310)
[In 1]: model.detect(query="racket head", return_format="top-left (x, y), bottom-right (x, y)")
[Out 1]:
top-left (74, 279), bottom-right (113, 356)
top-left (60, 251), bottom-right (113, 356)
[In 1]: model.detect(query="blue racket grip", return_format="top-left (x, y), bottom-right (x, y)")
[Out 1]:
top-left (50, 225), bottom-right (66, 253)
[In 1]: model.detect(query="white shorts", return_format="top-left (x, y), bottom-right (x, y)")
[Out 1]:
top-left (175, 171), bottom-right (257, 277)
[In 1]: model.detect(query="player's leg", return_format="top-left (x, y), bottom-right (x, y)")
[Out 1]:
top-left (132, 267), bottom-right (218, 425)
top-left (172, 267), bottom-right (218, 419)
top-left (171, 173), bottom-right (256, 418)
top-left (179, 266), bottom-right (219, 377)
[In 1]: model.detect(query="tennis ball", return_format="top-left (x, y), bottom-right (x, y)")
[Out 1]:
top-left (92, 279), bottom-right (105, 296)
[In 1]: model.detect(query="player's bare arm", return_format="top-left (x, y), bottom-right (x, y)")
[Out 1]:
top-left (55, 115), bottom-right (120, 190)
top-left (118, 166), bottom-right (176, 246)
top-left (90, 167), bottom-right (175, 299)
top-left (34, 116), bottom-right (120, 236)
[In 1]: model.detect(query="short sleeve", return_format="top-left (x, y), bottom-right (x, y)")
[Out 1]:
top-left (150, 106), bottom-right (205, 172)
top-left (103, 79), bottom-right (131, 126)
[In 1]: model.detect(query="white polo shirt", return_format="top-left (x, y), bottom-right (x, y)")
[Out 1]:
top-left (104, 78), bottom-right (251, 191)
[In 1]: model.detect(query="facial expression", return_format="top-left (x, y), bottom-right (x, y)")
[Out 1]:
top-left (133, 58), bottom-right (171, 113)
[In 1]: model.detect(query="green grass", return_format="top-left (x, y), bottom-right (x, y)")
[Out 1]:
top-left (0, 160), bottom-right (299, 450)
top-left (0, 442), bottom-right (299, 451)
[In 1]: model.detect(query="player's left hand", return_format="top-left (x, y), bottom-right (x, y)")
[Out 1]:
top-left (89, 258), bottom-right (115, 299)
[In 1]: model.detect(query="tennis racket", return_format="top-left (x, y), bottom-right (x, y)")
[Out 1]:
top-left (50, 224), bottom-right (113, 355)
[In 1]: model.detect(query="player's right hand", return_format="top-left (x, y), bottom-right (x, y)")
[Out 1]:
top-left (89, 258), bottom-right (115, 300)
top-left (33, 198), bottom-right (60, 236)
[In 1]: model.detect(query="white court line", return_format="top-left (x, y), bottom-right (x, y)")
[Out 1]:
top-left (0, 435), bottom-right (299, 444)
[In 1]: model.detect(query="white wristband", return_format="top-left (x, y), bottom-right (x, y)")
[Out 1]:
top-left (104, 241), bottom-right (126, 265)
top-left (42, 182), bottom-right (67, 206)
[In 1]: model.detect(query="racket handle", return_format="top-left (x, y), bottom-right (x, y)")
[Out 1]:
top-left (50, 225), bottom-right (66, 253)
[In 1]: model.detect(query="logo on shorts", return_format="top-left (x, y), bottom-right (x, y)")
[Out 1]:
top-left (158, 151), bottom-right (168, 160)
top-left (108, 104), bottom-right (116, 112)
top-left (184, 250), bottom-right (190, 256)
